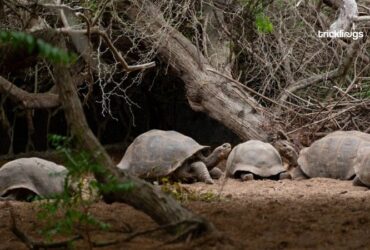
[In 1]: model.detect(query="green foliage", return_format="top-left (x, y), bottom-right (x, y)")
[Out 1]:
top-left (0, 31), bottom-right (77, 65)
top-left (255, 13), bottom-right (274, 33)
top-left (160, 178), bottom-right (219, 203)
top-left (37, 134), bottom-right (133, 245)
top-left (237, 0), bottom-right (274, 33)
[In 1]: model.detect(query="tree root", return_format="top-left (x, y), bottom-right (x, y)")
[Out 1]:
top-left (126, 218), bottom-right (211, 242)
top-left (8, 202), bottom-right (82, 249)
top-left (5, 201), bottom-right (215, 249)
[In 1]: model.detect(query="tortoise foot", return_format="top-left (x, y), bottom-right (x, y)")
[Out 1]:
top-left (210, 167), bottom-right (223, 179)
top-left (279, 172), bottom-right (291, 180)
top-left (240, 173), bottom-right (254, 182)
top-left (205, 178), bottom-right (215, 184)
top-left (290, 167), bottom-right (308, 180)
top-left (190, 162), bottom-right (214, 185)
top-left (353, 176), bottom-right (367, 187)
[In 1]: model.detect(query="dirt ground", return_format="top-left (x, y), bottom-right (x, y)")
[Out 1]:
top-left (1, 178), bottom-right (370, 250)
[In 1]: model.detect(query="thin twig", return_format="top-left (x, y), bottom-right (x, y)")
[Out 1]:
top-left (55, 27), bottom-right (156, 72)
top-left (287, 106), bottom-right (357, 134)
top-left (206, 68), bottom-right (303, 116)
top-left (92, 0), bottom-right (111, 26)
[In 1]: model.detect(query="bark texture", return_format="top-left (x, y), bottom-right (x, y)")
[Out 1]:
top-left (117, 0), bottom-right (276, 141)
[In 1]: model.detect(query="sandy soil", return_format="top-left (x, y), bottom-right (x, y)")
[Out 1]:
top-left (1, 178), bottom-right (370, 249)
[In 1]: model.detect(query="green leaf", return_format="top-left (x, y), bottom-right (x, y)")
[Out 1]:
top-left (255, 13), bottom-right (274, 33)
top-left (0, 31), bottom-right (76, 65)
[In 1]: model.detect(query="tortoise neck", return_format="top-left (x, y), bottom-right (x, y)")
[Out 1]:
top-left (202, 150), bottom-right (223, 169)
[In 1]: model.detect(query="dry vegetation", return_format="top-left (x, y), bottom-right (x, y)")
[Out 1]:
top-left (0, 0), bottom-right (369, 153)
top-left (0, 0), bottom-right (370, 248)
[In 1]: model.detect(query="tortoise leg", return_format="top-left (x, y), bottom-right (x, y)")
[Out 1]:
top-left (209, 167), bottom-right (223, 179)
top-left (290, 167), bottom-right (308, 180)
top-left (190, 162), bottom-right (214, 184)
top-left (240, 173), bottom-right (254, 182)
top-left (279, 172), bottom-right (291, 180)
top-left (353, 176), bottom-right (367, 187)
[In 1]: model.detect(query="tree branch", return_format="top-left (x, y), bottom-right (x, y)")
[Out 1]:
top-left (55, 26), bottom-right (155, 72)
top-left (0, 76), bottom-right (60, 109)
top-left (279, 37), bottom-right (363, 104)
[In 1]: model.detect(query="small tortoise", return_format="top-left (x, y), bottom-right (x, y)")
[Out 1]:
top-left (117, 129), bottom-right (232, 184)
top-left (353, 146), bottom-right (370, 188)
top-left (0, 157), bottom-right (67, 201)
top-left (226, 140), bottom-right (290, 181)
top-left (293, 130), bottom-right (370, 180)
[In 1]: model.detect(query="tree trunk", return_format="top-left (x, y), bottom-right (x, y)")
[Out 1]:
top-left (52, 62), bottom-right (215, 237)
top-left (118, 0), bottom-right (276, 142)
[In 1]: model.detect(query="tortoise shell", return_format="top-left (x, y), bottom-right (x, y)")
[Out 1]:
top-left (353, 146), bottom-right (370, 186)
top-left (226, 140), bottom-right (285, 178)
top-left (0, 157), bottom-right (67, 198)
top-left (297, 131), bottom-right (370, 179)
top-left (117, 130), bottom-right (209, 178)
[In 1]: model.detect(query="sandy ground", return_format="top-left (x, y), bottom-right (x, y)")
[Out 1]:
top-left (1, 178), bottom-right (370, 249)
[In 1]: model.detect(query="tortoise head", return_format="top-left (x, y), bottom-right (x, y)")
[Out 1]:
top-left (214, 143), bottom-right (232, 160)
top-left (354, 146), bottom-right (370, 187)
top-left (272, 140), bottom-right (299, 168)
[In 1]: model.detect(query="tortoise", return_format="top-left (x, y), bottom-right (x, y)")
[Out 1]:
top-left (292, 130), bottom-right (370, 180)
top-left (353, 146), bottom-right (370, 188)
top-left (226, 140), bottom-right (290, 181)
top-left (117, 129), bottom-right (232, 184)
top-left (0, 157), bottom-right (68, 201)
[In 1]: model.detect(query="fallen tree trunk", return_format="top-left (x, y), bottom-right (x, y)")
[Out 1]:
top-left (52, 59), bottom-right (215, 237)
top-left (116, 0), bottom-right (275, 142)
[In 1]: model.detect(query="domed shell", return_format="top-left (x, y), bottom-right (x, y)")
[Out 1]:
top-left (353, 146), bottom-right (370, 186)
top-left (117, 130), bottom-right (209, 178)
top-left (297, 131), bottom-right (370, 180)
top-left (226, 140), bottom-right (285, 178)
top-left (0, 157), bottom-right (67, 197)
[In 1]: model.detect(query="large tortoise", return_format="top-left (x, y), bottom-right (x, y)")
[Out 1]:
top-left (226, 140), bottom-right (290, 181)
top-left (117, 129), bottom-right (232, 184)
top-left (292, 130), bottom-right (370, 180)
top-left (0, 157), bottom-right (67, 201)
top-left (353, 146), bottom-right (370, 187)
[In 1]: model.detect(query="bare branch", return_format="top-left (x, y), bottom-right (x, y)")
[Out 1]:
top-left (0, 76), bottom-right (59, 109)
top-left (41, 3), bottom-right (89, 12)
top-left (279, 38), bottom-right (363, 104)
top-left (354, 16), bottom-right (370, 22)
top-left (55, 26), bottom-right (156, 72)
